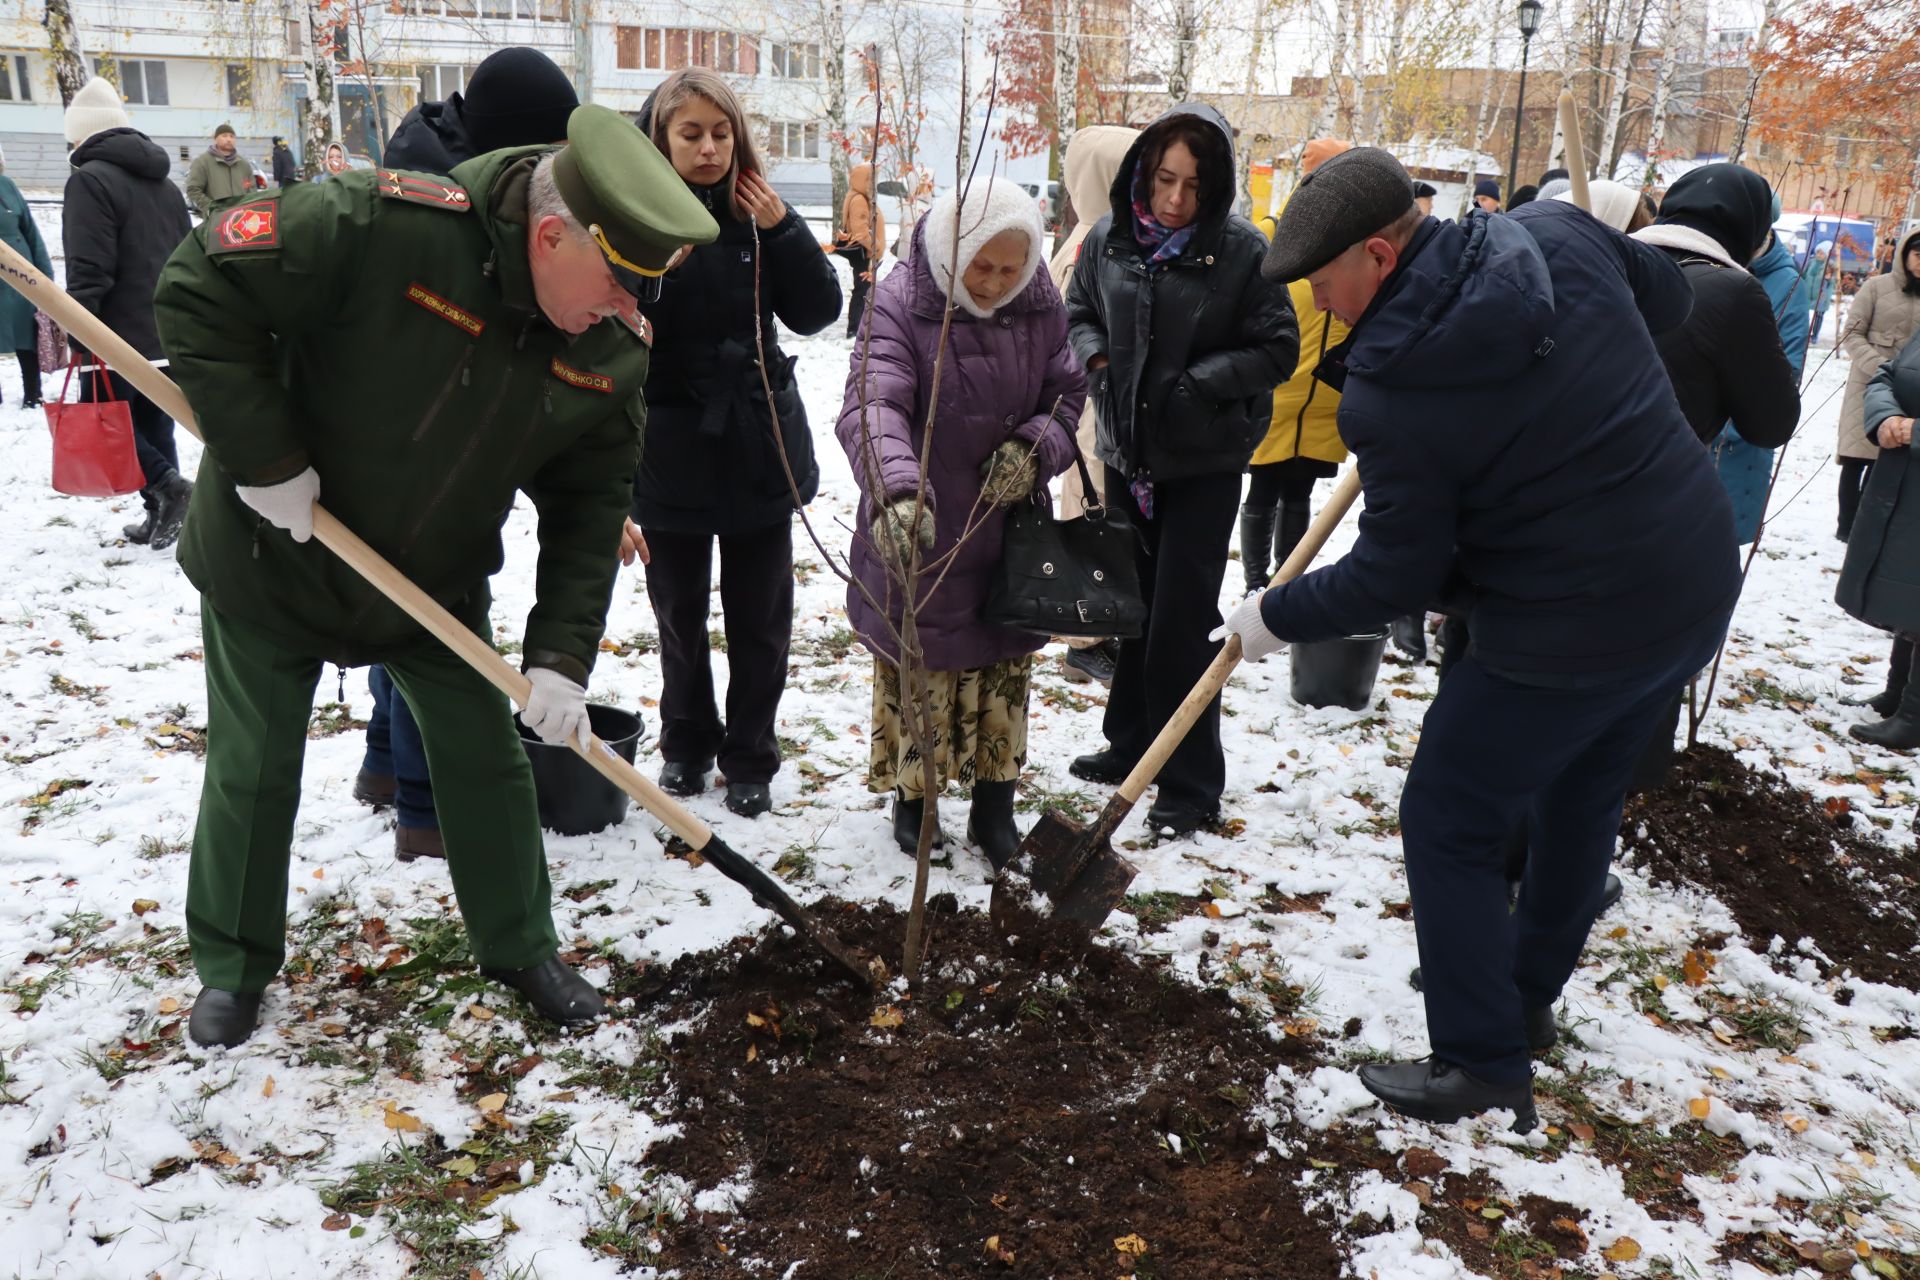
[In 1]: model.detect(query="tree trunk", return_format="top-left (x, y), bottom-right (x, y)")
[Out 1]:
top-left (1166, 0), bottom-right (1197, 103)
top-left (1461, 0), bottom-right (1503, 219)
top-left (43, 0), bottom-right (89, 107)
top-left (1642, 0), bottom-right (1681, 189)
top-left (957, 0), bottom-right (973, 179)
top-left (1310, 0), bottom-right (1351, 141)
top-left (1237, 0), bottom-right (1266, 202)
top-left (1727, 0), bottom-right (1781, 165)
top-left (825, 0), bottom-right (851, 233)
top-left (1346, 0), bottom-right (1365, 140)
top-left (1053, 0), bottom-right (1080, 171)
top-left (301, 3), bottom-right (337, 180)
top-left (1596, 0), bottom-right (1653, 180)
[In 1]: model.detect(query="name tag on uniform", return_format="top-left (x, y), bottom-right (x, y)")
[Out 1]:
top-left (406, 283), bottom-right (485, 337)
top-left (550, 358), bottom-right (613, 394)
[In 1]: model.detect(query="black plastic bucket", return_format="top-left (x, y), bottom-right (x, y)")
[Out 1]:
top-left (1288, 633), bottom-right (1391, 711)
top-left (516, 703), bottom-right (645, 836)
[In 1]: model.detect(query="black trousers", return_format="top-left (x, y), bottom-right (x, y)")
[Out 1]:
top-left (1103, 465), bottom-right (1241, 812)
top-left (837, 245), bottom-right (872, 337)
top-left (1838, 457), bottom-right (1873, 539)
top-left (644, 520), bottom-right (795, 784)
top-left (15, 350), bottom-right (40, 403)
top-left (1245, 456), bottom-right (1332, 507)
top-left (82, 366), bottom-right (178, 486)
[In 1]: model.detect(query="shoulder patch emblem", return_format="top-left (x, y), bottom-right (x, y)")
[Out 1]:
top-left (616, 309), bottom-right (653, 347)
top-left (376, 169), bottom-right (473, 212)
top-left (550, 358), bottom-right (613, 394)
top-left (211, 201), bottom-right (280, 253)
top-left (406, 283), bottom-right (485, 337)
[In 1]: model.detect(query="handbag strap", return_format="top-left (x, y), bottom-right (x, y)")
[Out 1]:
top-left (66, 354), bottom-right (118, 405)
top-left (1058, 415), bottom-right (1104, 517)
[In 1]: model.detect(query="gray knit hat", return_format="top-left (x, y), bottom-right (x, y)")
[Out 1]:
top-left (1263, 147), bottom-right (1417, 283)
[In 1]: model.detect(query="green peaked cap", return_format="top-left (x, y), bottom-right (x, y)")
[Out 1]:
top-left (552, 103), bottom-right (719, 295)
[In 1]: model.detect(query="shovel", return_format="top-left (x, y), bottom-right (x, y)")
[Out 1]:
top-left (992, 467), bottom-right (1364, 933)
top-left (0, 243), bottom-right (880, 991)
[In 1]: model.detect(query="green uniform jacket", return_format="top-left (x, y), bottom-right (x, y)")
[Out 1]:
top-left (185, 148), bottom-right (254, 217)
top-left (155, 148), bottom-right (649, 687)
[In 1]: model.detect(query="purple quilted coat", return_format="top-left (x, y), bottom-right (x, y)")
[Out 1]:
top-left (837, 223), bottom-right (1088, 673)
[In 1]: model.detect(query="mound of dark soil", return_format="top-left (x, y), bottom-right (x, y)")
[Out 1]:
top-left (1620, 746), bottom-right (1920, 988)
top-left (631, 899), bottom-right (1347, 1278)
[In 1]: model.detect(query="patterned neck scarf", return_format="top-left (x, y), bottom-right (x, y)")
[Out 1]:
top-left (1130, 159), bottom-right (1196, 266)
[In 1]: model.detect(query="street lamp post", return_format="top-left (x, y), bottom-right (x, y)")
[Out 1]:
top-left (1506, 0), bottom-right (1545, 208)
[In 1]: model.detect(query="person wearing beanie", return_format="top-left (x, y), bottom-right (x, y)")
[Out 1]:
top-left (60, 75), bottom-right (195, 548)
top-left (1064, 103), bottom-right (1298, 837)
top-left (0, 142), bottom-right (55, 408)
top-left (1412, 181), bottom-right (1437, 216)
top-left (1536, 177), bottom-right (1573, 202)
top-left (383, 47), bottom-right (577, 173)
top-left (1472, 177), bottom-right (1501, 213)
top-left (834, 177), bottom-right (1085, 866)
top-left (1537, 167), bottom-right (1569, 187)
top-left (186, 122), bottom-right (250, 217)
top-left (271, 136), bottom-right (298, 186)
top-left (1507, 183), bottom-right (1538, 210)
top-left (1243, 138), bottom-right (1352, 598)
top-left (1219, 146), bottom-right (1735, 1131)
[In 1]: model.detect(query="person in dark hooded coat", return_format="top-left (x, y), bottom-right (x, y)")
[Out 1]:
top-left (1218, 148), bottom-right (1733, 1131)
top-left (1063, 103), bottom-right (1298, 835)
top-left (382, 48), bottom-right (577, 173)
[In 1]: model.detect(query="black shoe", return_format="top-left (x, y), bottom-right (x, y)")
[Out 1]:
top-left (1845, 637), bottom-right (1913, 717)
top-left (724, 782), bottom-right (772, 818)
top-left (395, 824), bottom-right (444, 861)
top-left (968, 780), bottom-right (1020, 871)
top-left (352, 766), bottom-right (396, 808)
top-left (1145, 798), bottom-right (1218, 837)
top-left (1599, 873), bottom-right (1623, 915)
top-left (1238, 503), bottom-right (1279, 596)
top-left (1390, 614), bottom-right (1428, 661)
top-left (122, 488), bottom-right (158, 545)
top-left (188, 988), bottom-right (263, 1048)
top-left (1069, 747), bottom-right (1135, 786)
top-left (22, 395), bottom-right (42, 409)
top-left (891, 792), bottom-right (947, 855)
top-left (148, 473), bottom-right (193, 552)
top-left (1063, 642), bottom-right (1118, 687)
top-left (1525, 1005), bottom-right (1557, 1052)
top-left (658, 759), bottom-right (712, 797)
top-left (1851, 713), bottom-right (1920, 750)
top-left (1358, 1058), bottom-right (1537, 1131)
top-left (481, 955), bottom-right (604, 1025)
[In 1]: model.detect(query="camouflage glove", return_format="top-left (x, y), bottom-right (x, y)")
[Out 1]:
top-left (871, 497), bottom-right (936, 565)
top-left (980, 441), bottom-right (1038, 507)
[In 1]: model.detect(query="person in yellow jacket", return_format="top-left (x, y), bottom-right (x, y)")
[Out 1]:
top-left (1047, 124), bottom-right (1142, 685)
top-left (1244, 137), bottom-right (1352, 596)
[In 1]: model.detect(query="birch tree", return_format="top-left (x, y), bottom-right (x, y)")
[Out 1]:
top-left (43, 0), bottom-right (88, 105)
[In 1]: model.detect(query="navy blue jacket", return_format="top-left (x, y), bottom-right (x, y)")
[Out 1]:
top-left (1262, 203), bottom-right (1739, 677)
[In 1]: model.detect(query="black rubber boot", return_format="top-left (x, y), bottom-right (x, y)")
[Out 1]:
top-left (658, 759), bottom-right (713, 797)
top-left (725, 783), bottom-right (772, 817)
top-left (1390, 615), bottom-right (1428, 661)
top-left (1238, 503), bottom-right (1279, 596)
top-left (122, 488), bottom-right (158, 544)
top-left (968, 780), bottom-right (1020, 870)
top-left (188, 988), bottom-right (263, 1048)
top-left (1846, 636), bottom-right (1914, 719)
top-left (148, 472), bottom-right (194, 552)
top-left (891, 792), bottom-right (947, 855)
top-left (1069, 747), bottom-right (1135, 785)
top-left (1275, 500), bottom-right (1312, 573)
top-left (481, 954), bottom-right (605, 1024)
top-left (1851, 651), bottom-right (1920, 749)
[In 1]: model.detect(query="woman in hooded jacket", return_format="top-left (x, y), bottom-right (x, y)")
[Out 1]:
top-left (838, 179), bottom-right (1085, 867)
top-left (1838, 231), bottom-right (1920, 541)
top-left (635, 69), bottom-right (844, 818)
top-left (1063, 104), bottom-right (1298, 835)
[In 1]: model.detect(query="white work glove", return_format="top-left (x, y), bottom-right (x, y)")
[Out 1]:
top-left (522, 667), bottom-right (590, 749)
top-left (235, 466), bottom-right (321, 543)
top-left (1210, 591), bottom-right (1286, 663)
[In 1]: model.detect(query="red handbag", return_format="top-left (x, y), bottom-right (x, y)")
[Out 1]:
top-left (45, 358), bottom-right (144, 497)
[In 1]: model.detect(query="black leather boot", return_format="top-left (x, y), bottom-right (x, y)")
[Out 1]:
top-left (1525, 1005), bottom-right (1558, 1052)
top-left (1238, 503), bottom-right (1279, 596)
top-left (481, 955), bottom-right (605, 1024)
top-left (122, 488), bottom-right (158, 544)
top-left (725, 782), bottom-right (772, 817)
top-left (891, 792), bottom-right (947, 855)
top-left (1390, 615), bottom-right (1428, 661)
top-left (1069, 747), bottom-right (1135, 785)
top-left (968, 780), bottom-right (1020, 870)
top-left (658, 759), bottom-right (713, 797)
top-left (1851, 645), bottom-right (1920, 749)
top-left (1846, 636), bottom-right (1914, 718)
top-left (1275, 500), bottom-right (1312, 572)
top-left (188, 988), bottom-right (264, 1048)
top-left (148, 473), bottom-right (194, 552)
top-left (1358, 1058), bottom-right (1537, 1131)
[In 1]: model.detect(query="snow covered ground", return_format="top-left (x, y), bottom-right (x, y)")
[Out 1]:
top-left (1, 263), bottom-right (1916, 1279)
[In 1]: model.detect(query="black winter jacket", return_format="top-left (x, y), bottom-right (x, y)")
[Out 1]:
top-left (272, 143), bottom-right (298, 186)
top-left (382, 99), bottom-right (478, 173)
top-left (63, 128), bottom-right (193, 362)
top-left (1837, 331), bottom-right (1920, 634)
top-left (1263, 203), bottom-right (1739, 678)
top-left (1648, 243), bottom-right (1800, 446)
top-left (632, 191), bottom-right (843, 535)
top-left (1065, 102), bottom-right (1299, 484)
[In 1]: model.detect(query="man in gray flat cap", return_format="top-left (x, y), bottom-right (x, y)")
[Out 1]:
top-left (1216, 148), bottom-right (1734, 1130)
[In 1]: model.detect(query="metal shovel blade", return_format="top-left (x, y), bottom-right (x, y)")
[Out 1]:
top-left (989, 809), bottom-right (1138, 933)
top-left (697, 833), bottom-right (881, 990)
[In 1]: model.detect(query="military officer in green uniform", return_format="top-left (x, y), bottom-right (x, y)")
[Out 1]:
top-left (154, 105), bottom-right (719, 1049)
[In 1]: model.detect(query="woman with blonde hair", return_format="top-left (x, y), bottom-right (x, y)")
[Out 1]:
top-left (632, 69), bottom-right (843, 817)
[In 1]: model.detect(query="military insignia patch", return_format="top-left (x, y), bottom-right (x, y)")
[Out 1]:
top-left (211, 201), bottom-right (280, 253)
top-left (616, 309), bottom-right (653, 347)
top-left (406, 283), bottom-right (485, 337)
top-left (550, 358), bottom-right (613, 394)
top-left (376, 170), bottom-right (474, 212)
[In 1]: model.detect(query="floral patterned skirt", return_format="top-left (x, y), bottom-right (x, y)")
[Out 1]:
top-left (869, 655), bottom-right (1033, 797)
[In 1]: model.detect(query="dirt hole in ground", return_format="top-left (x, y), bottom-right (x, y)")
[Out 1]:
top-left (1620, 746), bottom-right (1920, 989)
top-left (627, 899), bottom-right (1348, 1277)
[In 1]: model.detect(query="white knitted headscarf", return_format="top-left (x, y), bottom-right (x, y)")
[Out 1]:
top-left (1554, 179), bottom-right (1641, 234)
top-left (920, 177), bottom-right (1045, 319)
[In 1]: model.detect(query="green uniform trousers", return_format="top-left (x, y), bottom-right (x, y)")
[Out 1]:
top-left (187, 600), bottom-right (559, 992)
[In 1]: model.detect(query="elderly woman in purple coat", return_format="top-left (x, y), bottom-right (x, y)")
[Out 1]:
top-left (837, 179), bottom-right (1088, 868)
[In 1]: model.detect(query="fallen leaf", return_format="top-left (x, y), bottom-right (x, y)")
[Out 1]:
top-left (475, 1092), bottom-right (507, 1114)
top-left (546, 1090), bottom-right (577, 1103)
top-left (1113, 1233), bottom-right (1149, 1255)
top-left (262, 1075), bottom-right (275, 1098)
top-left (870, 1006), bottom-right (905, 1029)
top-left (383, 1106), bottom-right (423, 1132)
top-left (1402, 1147), bottom-right (1447, 1180)
top-left (1682, 949), bottom-right (1715, 986)
top-left (1710, 1066), bottom-right (1731, 1080)
top-left (1467, 1222), bottom-right (1491, 1240)
top-left (745, 1043), bottom-right (758, 1063)
top-left (1337, 744), bottom-right (1354, 757)
top-left (132, 899), bottom-right (160, 916)
top-left (439, 1155), bottom-right (478, 1178)
top-left (745, 1011), bottom-right (768, 1028)
top-left (1405, 1180), bottom-right (1433, 1205)
top-left (1202, 902), bottom-right (1223, 919)
top-left (1786, 1115), bottom-right (1811, 1133)
top-left (1607, 926), bottom-right (1629, 940)
top-left (1825, 796), bottom-right (1851, 819)
top-left (1481, 1206), bottom-right (1505, 1220)
top-left (982, 1235), bottom-right (1016, 1264)
top-left (215, 1151), bottom-right (241, 1166)
top-left (1569, 1122), bottom-right (1596, 1142)
top-left (321, 1211), bottom-right (351, 1231)
top-left (467, 1004), bottom-right (493, 1022)
top-left (157, 997), bottom-right (179, 1015)
top-left (1689, 1097), bottom-right (1712, 1119)
top-left (1652, 973), bottom-right (1669, 990)
top-left (1603, 1237), bottom-right (1642, 1263)
top-left (320, 1023), bottom-right (347, 1036)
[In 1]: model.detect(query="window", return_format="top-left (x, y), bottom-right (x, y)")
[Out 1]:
top-left (622, 27), bottom-right (759, 73)
top-left (616, 26), bottom-right (643, 70)
top-left (768, 41), bottom-right (822, 79)
top-left (417, 64), bottom-right (477, 101)
top-left (225, 63), bottom-right (251, 108)
top-left (0, 55), bottom-right (30, 102)
top-left (95, 58), bottom-right (168, 106)
top-left (482, 0), bottom-right (512, 16)
top-left (763, 121), bottom-right (821, 161)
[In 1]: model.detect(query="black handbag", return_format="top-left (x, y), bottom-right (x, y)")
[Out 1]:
top-left (983, 436), bottom-right (1146, 639)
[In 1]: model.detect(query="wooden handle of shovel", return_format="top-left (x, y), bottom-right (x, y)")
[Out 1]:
top-left (0, 241), bottom-right (713, 849)
top-left (1112, 465), bottom-right (1365, 807)
top-left (1558, 92), bottom-right (1592, 214)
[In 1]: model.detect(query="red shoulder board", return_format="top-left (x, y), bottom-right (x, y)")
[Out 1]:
top-left (616, 308), bottom-right (653, 347)
top-left (209, 200), bottom-right (281, 254)
top-left (375, 170), bottom-right (473, 212)
top-left (550, 357), bottom-right (613, 394)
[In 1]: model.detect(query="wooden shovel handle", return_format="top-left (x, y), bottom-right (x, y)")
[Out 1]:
top-left (1113, 466), bottom-right (1364, 805)
top-left (0, 241), bottom-right (717, 853)
top-left (1558, 92), bottom-right (1592, 214)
